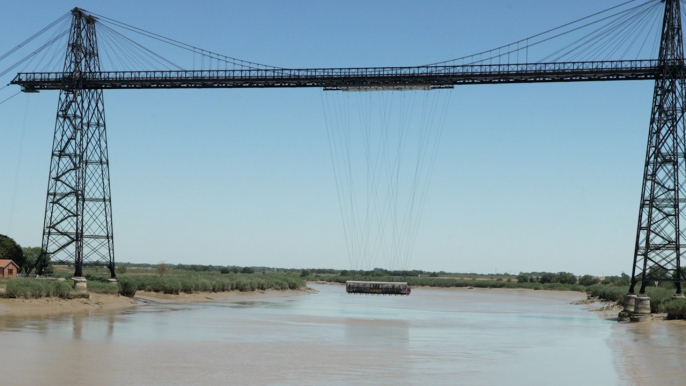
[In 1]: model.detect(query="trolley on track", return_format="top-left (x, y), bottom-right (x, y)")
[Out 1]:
top-left (345, 281), bottom-right (411, 296)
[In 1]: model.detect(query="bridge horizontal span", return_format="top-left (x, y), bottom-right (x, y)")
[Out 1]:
top-left (12, 59), bottom-right (667, 91)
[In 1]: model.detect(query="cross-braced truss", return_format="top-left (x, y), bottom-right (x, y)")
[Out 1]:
top-left (38, 9), bottom-right (115, 277)
top-left (631, 0), bottom-right (686, 295)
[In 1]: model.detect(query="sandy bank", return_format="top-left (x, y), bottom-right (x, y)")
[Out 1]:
top-left (0, 287), bottom-right (314, 318)
top-left (0, 293), bottom-right (138, 318)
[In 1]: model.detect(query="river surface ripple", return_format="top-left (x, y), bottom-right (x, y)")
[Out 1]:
top-left (1, 284), bottom-right (673, 386)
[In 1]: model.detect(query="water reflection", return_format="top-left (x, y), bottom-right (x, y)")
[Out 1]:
top-left (611, 320), bottom-right (686, 385)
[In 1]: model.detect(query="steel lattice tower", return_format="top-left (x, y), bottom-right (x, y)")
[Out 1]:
top-left (630, 0), bottom-right (686, 296)
top-left (38, 8), bottom-right (116, 278)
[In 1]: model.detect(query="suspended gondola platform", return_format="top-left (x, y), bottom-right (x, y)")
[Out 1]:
top-left (346, 281), bottom-right (411, 296)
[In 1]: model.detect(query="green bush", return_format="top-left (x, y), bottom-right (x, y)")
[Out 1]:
top-left (586, 284), bottom-right (628, 303)
top-left (646, 287), bottom-right (675, 313)
top-left (579, 275), bottom-right (599, 286)
top-left (663, 299), bottom-right (686, 319)
top-left (118, 277), bottom-right (139, 297)
top-left (516, 273), bottom-right (531, 283)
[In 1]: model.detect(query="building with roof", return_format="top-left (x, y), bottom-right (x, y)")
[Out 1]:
top-left (0, 260), bottom-right (19, 278)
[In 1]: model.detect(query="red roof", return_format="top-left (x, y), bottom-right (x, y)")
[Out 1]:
top-left (0, 259), bottom-right (19, 269)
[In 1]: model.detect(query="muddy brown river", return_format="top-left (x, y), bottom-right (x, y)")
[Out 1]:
top-left (1, 284), bottom-right (684, 385)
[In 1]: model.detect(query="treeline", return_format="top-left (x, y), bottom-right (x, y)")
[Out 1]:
top-left (515, 272), bottom-right (631, 286)
top-left (0, 235), bottom-right (45, 274)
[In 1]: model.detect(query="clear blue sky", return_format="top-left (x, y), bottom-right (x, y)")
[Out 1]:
top-left (0, 0), bottom-right (661, 275)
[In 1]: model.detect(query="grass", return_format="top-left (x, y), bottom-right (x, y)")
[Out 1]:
top-left (4, 279), bottom-right (74, 299)
top-left (120, 273), bottom-right (305, 297)
top-left (87, 280), bottom-right (119, 295)
top-left (83, 270), bottom-right (306, 298)
top-left (3, 268), bottom-right (307, 300)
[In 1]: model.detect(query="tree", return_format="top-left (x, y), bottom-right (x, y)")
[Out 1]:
top-left (220, 267), bottom-right (230, 274)
top-left (241, 266), bottom-right (254, 274)
top-left (619, 272), bottom-right (631, 285)
top-left (0, 234), bottom-right (24, 270)
top-left (21, 246), bottom-right (41, 274)
top-left (156, 262), bottom-right (170, 277)
top-left (578, 275), bottom-right (599, 286)
top-left (339, 270), bottom-right (349, 276)
top-left (300, 269), bottom-right (311, 277)
top-left (116, 266), bottom-right (128, 275)
top-left (516, 273), bottom-right (530, 283)
top-left (539, 273), bottom-right (558, 284)
top-left (556, 272), bottom-right (577, 285)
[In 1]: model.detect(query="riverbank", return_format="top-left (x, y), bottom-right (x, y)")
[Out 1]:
top-left (134, 286), bottom-right (316, 304)
top-left (0, 293), bottom-right (138, 318)
top-left (0, 287), bottom-right (315, 318)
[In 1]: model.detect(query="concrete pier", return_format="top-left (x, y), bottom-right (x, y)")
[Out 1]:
top-left (630, 296), bottom-right (651, 322)
top-left (618, 294), bottom-right (637, 322)
top-left (72, 277), bottom-right (87, 291)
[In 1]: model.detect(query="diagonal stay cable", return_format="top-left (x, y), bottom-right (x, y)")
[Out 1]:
top-left (429, 0), bottom-right (654, 66)
top-left (0, 91), bottom-right (21, 106)
top-left (0, 12), bottom-right (70, 64)
top-left (83, 9), bottom-right (284, 70)
top-left (98, 23), bottom-right (183, 70)
top-left (545, 1), bottom-right (659, 62)
top-left (0, 30), bottom-right (69, 78)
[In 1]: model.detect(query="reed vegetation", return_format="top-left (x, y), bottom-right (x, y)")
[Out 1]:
top-left (4, 279), bottom-right (73, 299)
top-left (585, 284), bottom-right (628, 303)
top-left (85, 271), bottom-right (306, 298)
top-left (87, 281), bottom-right (119, 295)
top-left (2, 269), bottom-right (306, 300)
top-left (663, 298), bottom-right (686, 319)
